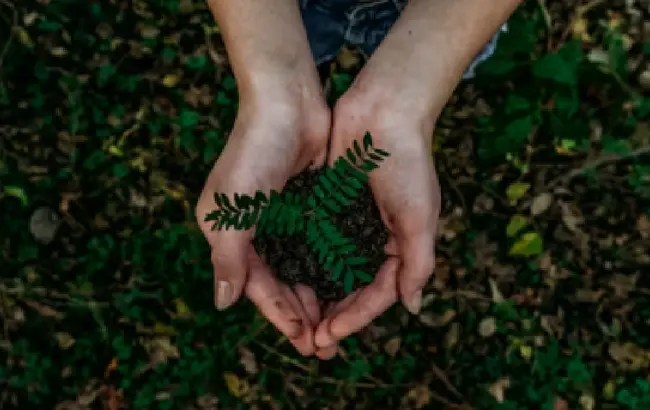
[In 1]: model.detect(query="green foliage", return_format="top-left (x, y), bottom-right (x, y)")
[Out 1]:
top-left (205, 133), bottom-right (389, 292)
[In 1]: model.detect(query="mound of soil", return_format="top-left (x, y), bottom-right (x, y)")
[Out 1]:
top-left (253, 169), bottom-right (389, 301)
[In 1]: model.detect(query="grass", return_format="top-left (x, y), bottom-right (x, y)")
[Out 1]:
top-left (1, 0), bottom-right (650, 409)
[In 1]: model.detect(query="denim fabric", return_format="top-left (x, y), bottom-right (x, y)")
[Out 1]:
top-left (299, 0), bottom-right (507, 79)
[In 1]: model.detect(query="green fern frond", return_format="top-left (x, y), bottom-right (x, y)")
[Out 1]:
top-left (206, 189), bottom-right (305, 235)
top-left (306, 215), bottom-right (369, 285)
top-left (308, 133), bottom-right (389, 217)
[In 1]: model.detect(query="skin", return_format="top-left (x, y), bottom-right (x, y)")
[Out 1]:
top-left (196, 0), bottom-right (522, 359)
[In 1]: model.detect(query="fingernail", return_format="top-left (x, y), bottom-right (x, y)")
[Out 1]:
top-left (215, 281), bottom-right (232, 310)
top-left (404, 290), bottom-right (422, 315)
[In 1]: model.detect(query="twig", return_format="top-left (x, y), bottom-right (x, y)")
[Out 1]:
top-left (554, 0), bottom-right (607, 51)
top-left (548, 145), bottom-right (650, 188)
top-left (431, 364), bottom-right (463, 399)
top-left (0, 0), bottom-right (17, 73)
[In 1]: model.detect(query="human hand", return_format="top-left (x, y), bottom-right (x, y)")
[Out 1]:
top-left (195, 82), bottom-right (332, 356)
top-left (314, 73), bottom-right (442, 354)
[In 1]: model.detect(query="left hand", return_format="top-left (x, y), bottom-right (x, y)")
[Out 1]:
top-left (313, 69), bottom-right (442, 356)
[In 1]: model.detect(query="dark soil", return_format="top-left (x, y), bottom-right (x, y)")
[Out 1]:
top-left (253, 169), bottom-right (389, 302)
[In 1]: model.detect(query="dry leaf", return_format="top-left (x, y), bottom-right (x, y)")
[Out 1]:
top-left (608, 342), bottom-right (650, 370)
top-left (531, 193), bottom-right (553, 216)
top-left (478, 317), bottom-right (497, 338)
top-left (579, 394), bottom-right (595, 410)
top-left (238, 347), bottom-right (258, 375)
top-left (55, 332), bottom-right (76, 350)
top-left (29, 207), bottom-right (61, 244)
top-left (488, 278), bottom-right (505, 304)
top-left (224, 372), bottom-right (249, 398)
top-left (50, 47), bottom-right (68, 57)
top-left (418, 310), bottom-right (456, 327)
top-left (445, 323), bottom-right (460, 349)
top-left (162, 73), bottom-right (181, 87)
top-left (488, 378), bottom-right (510, 403)
top-left (404, 385), bottom-right (431, 409)
top-left (384, 337), bottom-right (401, 357)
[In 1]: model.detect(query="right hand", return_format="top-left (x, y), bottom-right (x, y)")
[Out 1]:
top-left (195, 82), bottom-right (332, 356)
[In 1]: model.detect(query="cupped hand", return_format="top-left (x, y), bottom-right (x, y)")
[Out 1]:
top-left (314, 79), bottom-right (442, 353)
top-left (195, 84), bottom-right (332, 356)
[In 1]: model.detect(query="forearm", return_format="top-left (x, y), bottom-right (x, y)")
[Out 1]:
top-left (360, 0), bottom-right (520, 116)
top-left (206, 0), bottom-right (318, 98)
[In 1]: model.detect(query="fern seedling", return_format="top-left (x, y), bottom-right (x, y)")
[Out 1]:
top-left (205, 132), bottom-right (390, 294)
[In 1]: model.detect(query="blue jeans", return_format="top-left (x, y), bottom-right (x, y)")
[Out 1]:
top-left (299, 0), bottom-right (506, 79)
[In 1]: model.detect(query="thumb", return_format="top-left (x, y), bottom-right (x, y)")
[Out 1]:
top-left (398, 233), bottom-right (435, 315)
top-left (209, 230), bottom-right (250, 310)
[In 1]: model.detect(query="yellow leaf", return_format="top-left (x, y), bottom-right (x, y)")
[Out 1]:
top-left (107, 145), bottom-right (124, 157)
top-left (603, 379), bottom-right (616, 400)
top-left (506, 182), bottom-right (530, 204)
top-left (162, 73), bottom-right (181, 88)
top-left (153, 321), bottom-right (178, 336)
top-left (55, 332), bottom-right (76, 350)
top-left (509, 232), bottom-right (543, 257)
top-left (506, 214), bottom-right (529, 237)
top-left (13, 27), bottom-right (34, 47)
top-left (224, 372), bottom-right (249, 398)
top-left (173, 298), bottom-right (192, 318)
top-left (571, 17), bottom-right (592, 42)
top-left (519, 345), bottom-right (533, 361)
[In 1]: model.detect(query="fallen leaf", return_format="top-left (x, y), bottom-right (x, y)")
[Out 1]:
top-left (224, 372), bottom-right (249, 398)
top-left (238, 346), bottom-right (258, 375)
top-left (608, 342), bottom-right (650, 371)
top-left (384, 337), bottom-right (401, 357)
top-left (13, 27), bottom-right (34, 47)
top-left (579, 394), bottom-right (595, 410)
top-left (55, 332), bottom-right (76, 350)
top-left (531, 193), bottom-right (553, 216)
top-left (418, 310), bottom-right (456, 327)
top-left (519, 345), bottom-right (533, 361)
top-left (444, 323), bottom-right (460, 349)
top-left (509, 232), bottom-right (543, 257)
top-left (404, 385), bottom-right (431, 409)
top-left (153, 321), bottom-right (178, 336)
top-left (3, 185), bottom-right (29, 207)
top-left (29, 207), bottom-right (61, 244)
top-left (488, 378), bottom-right (510, 403)
top-left (104, 357), bottom-right (118, 377)
top-left (478, 317), bottom-right (497, 338)
top-left (173, 298), bottom-right (192, 319)
top-left (603, 379), bottom-right (616, 400)
top-left (506, 182), bottom-right (531, 204)
top-left (506, 214), bottom-right (529, 237)
top-left (488, 278), bottom-right (505, 304)
top-left (50, 46), bottom-right (68, 57)
top-left (162, 73), bottom-right (181, 87)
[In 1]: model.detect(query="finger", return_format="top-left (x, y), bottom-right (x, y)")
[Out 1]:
top-left (384, 236), bottom-right (398, 256)
top-left (210, 231), bottom-right (249, 310)
top-left (314, 301), bottom-right (341, 359)
top-left (281, 285), bottom-right (315, 357)
top-left (397, 233), bottom-right (436, 315)
top-left (295, 284), bottom-right (321, 325)
top-left (315, 289), bottom-right (362, 348)
top-left (245, 256), bottom-right (303, 340)
top-left (327, 258), bottom-right (400, 342)
top-left (316, 344), bottom-right (338, 360)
